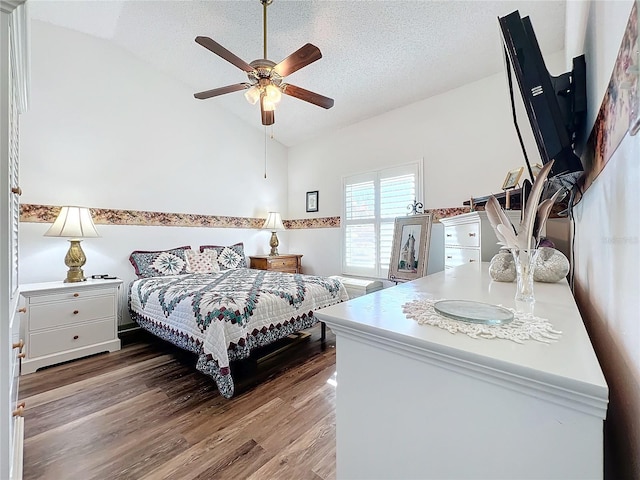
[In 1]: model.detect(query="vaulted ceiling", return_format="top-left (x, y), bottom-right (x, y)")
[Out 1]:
top-left (29, 0), bottom-right (567, 146)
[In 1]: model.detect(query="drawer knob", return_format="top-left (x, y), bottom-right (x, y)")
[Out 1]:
top-left (446, 233), bottom-right (452, 237)
top-left (468, 233), bottom-right (476, 237)
top-left (446, 256), bottom-right (453, 259)
top-left (17, 352), bottom-right (26, 359)
top-left (469, 259), bottom-right (476, 263)
top-left (12, 339), bottom-right (24, 350)
top-left (73, 310), bottom-right (79, 315)
top-left (18, 307), bottom-right (26, 313)
top-left (73, 293), bottom-right (80, 297)
top-left (73, 335), bottom-right (79, 340)
top-left (12, 404), bottom-right (25, 417)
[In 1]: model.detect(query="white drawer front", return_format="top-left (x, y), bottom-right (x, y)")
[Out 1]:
top-left (445, 248), bottom-right (481, 268)
top-left (27, 287), bottom-right (116, 305)
top-left (28, 319), bottom-right (115, 358)
top-left (444, 223), bottom-right (480, 248)
top-left (29, 296), bottom-right (115, 331)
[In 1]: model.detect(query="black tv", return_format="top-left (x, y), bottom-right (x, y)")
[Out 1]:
top-left (498, 10), bottom-right (586, 183)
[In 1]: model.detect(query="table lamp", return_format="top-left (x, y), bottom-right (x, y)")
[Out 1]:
top-left (262, 212), bottom-right (285, 256)
top-left (44, 206), bottom-right (100, 282)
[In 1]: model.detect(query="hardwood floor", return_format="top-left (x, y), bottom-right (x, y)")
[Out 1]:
top-left (19, 325), bottom-right (337, 480)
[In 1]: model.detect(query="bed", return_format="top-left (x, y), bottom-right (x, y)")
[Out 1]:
top-left (128, 244), bottom-right (348, 398)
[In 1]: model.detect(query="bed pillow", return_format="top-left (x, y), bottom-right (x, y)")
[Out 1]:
top-left (185, 249), bottom-right (221, 274)
top-left (129, 246), bottom-right (192, 278)
top-left (199, 242), bottom-right (247, 270)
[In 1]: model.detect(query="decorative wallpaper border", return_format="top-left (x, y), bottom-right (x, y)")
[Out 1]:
top-left (284, 217), bottom-right (341, 229)
top-left (20, 204), bottom-right (470, 229)
top-left (429, 207), bottom-right (471, 222)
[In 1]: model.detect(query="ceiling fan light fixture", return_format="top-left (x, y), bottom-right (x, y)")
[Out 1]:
top-left (194, 0), bottom-right (333, 126)
top-left (262, 95), bottom-right (276, 112)
top-left (244, 85), bottom-right (261, 105)
top-left (265, 83), bottom-right (282, 104)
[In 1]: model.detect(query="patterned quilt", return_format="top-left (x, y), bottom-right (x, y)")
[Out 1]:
top-left (129, 268), bottom-right (348, 398)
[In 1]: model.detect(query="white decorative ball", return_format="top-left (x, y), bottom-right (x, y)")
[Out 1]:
top-left (489, 251), bottom-right (516, 282)
top-left (534, 247), bottom-right (570, 282)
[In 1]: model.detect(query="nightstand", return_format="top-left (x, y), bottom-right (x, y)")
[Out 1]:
top-left (249, 254), bottom-right (303, 274)
top-left (19, 278), bottom-right (122, 374)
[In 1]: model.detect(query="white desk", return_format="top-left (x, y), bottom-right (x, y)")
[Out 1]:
top-left (315, 263), bottom-right (608, 480)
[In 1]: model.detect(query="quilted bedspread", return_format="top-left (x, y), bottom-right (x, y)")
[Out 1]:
top-left (129, 268), bottom-right (348, 397)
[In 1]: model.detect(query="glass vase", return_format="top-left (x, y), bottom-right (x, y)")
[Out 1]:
top-left (511, 248), bottom-right (540, 303)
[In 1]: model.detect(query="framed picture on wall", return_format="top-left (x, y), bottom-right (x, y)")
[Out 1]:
top-left (388, 213), bottom-right (433, 283)
top-left (306, 191), bottom-right (319, 212)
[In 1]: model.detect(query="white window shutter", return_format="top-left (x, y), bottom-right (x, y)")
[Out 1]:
top-left (343, 162), bottom-right (421, 278)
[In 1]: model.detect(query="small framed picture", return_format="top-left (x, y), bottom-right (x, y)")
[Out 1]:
top-left (306, 190), bottom-right (319, 213)
top-left (502, 167), bottom-right (524, 190)
top-left (531, 163), bottom-right (543, 178)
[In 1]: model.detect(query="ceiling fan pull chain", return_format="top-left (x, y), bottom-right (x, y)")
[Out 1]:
top-left (264, 126), bottom-right (268, 179)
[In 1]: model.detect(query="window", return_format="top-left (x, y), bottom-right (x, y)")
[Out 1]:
top-left (343, 162), bottom-right (422, 278)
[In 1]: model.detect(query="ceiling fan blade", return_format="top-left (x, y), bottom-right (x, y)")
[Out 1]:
top-left (282, 84), bottom-right (334, 109)
top-left (273, 43), bottom-right (322, 77)
top-left (194, 83), bottom-right (249, 100)
top-left (260, 96), bottom-right (275, 126)
top-left (195, 36), bottom-right (254, 73)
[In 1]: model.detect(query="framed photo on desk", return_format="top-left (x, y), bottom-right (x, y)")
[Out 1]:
top-left (502, 167), bottom-right (524, 190)
top-left (388, 214), bottom-right (433, 283)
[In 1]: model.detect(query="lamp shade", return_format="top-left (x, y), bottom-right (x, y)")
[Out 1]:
top-left (262, 212), bottom-right (284, 231)
top-left (44, 206), bottom-right (100, 238)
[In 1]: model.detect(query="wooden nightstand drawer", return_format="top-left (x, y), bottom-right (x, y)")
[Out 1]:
top-left (28, 319), bottom-right (116, 358)
top-left (28, 295), bottom-right (115, 331)
top-left (267, 257), bottom-right (298, 271)
top-left (250, 254), bottom-right (302, 274)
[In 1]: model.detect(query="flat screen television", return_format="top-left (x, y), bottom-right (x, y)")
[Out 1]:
top-left (498, 10), bottom-right (586, 183)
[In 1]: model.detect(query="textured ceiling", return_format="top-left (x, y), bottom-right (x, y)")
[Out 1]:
top-left (29, 0), bottom-right (567, 147)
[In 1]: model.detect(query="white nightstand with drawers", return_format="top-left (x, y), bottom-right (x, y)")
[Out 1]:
top-left (440, 210), bottom-right (521, 269)
top-left (19, 279), bottom-right (122, 374)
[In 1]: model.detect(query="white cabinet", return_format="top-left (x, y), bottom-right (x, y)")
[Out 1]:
top-left (440, 210), bottom-right (521, 269)
top-left (315, 264), bottom-right (608, 479)
top-left (20, 280), bottom-right (122, 374)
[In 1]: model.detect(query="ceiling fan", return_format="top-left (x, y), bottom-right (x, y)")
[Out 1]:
top-left (193, 0), bottom-right (334, 126)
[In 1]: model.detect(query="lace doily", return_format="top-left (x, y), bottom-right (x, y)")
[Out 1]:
top-left (402, 298), bottom-right (562, 344)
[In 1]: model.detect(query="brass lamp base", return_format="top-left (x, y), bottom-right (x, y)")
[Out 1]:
top-left (269, 231), bottom-right (280, 256)
top-left (64, 239), bottom-right (87, 283)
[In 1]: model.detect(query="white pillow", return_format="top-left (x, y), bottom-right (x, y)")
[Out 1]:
top-left (185, 250), bottom-right (221, 274)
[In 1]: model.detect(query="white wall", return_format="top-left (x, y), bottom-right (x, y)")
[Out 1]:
top-left (287, 52), bottom-right (565, 277)
top-left (19, 21), bottom-right (289, 320)
top-left (569, 1), bottom-right (639, 478)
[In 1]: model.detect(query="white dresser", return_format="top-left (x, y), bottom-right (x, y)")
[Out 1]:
top-left (315, 263), bottom-right (608, 479)
top-left (20, 279), bottom-right (122, 374)
top-left (440, 210), bottom-right (521, 268)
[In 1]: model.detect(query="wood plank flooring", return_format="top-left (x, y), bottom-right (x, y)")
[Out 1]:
top-left (19, 325), bottom-right (337, 480)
